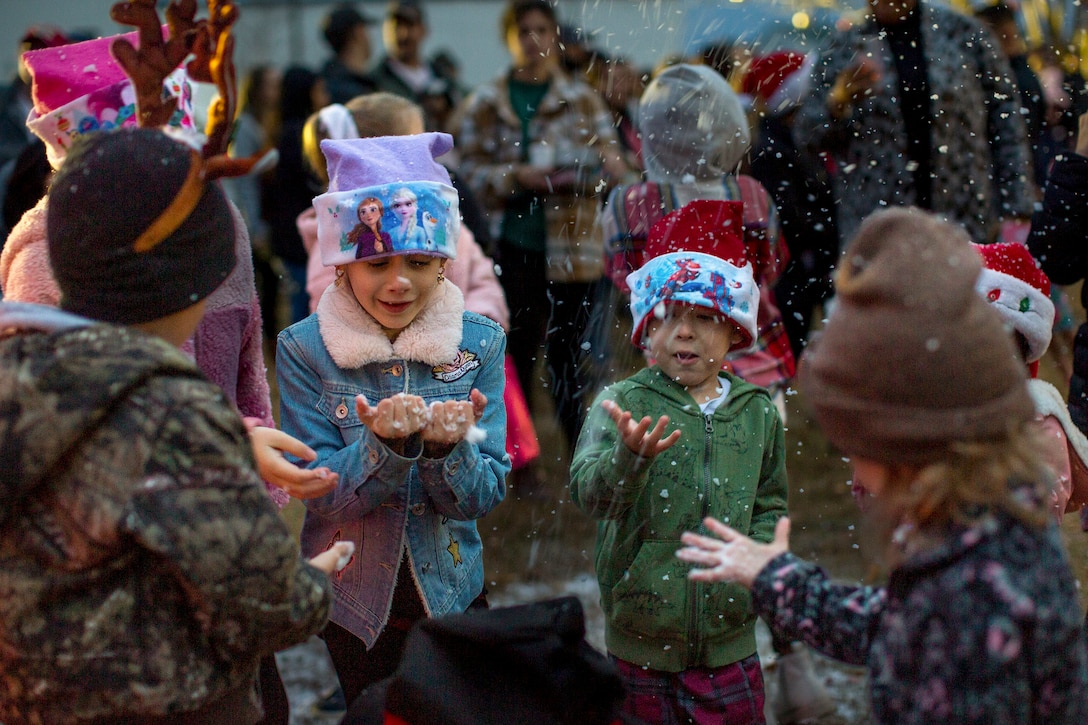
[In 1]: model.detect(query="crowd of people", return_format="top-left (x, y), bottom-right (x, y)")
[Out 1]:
top-left (2, 0), bottom-right (1088, 723)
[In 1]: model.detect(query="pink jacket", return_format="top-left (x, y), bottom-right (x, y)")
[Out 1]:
top-left (298, 207), bottom-right (509, 330)
top-left (1028, 378), bottom-right (1088, 521)
top-left (1, 195), bottom-right (289, 508)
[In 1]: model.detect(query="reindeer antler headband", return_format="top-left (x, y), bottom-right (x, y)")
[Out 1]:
top-left (110, 0), bottom-right (275, 251)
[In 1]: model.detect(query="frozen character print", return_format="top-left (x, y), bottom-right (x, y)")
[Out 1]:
top-left (348, 196), bottom-right (393, 259)
top-left (389, 187), bottom-right (428, 249)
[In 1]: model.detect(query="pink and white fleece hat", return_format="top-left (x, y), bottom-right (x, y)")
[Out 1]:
top-left (314, 133), bottom-right (460, 266)
top-left (626, 200), bottom-right (758, 352)
top-left (22, 29), bottom-right (199, 169)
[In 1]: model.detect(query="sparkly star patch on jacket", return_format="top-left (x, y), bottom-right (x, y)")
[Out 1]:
top-left (432, 349), bottom-right (480, 382)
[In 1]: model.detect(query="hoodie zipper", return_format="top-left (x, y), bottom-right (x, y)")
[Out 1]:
top-left (686, 412), bottom-right (714, 667)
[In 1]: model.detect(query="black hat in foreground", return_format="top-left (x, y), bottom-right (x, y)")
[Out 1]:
top-left (343, 597), bottom-right (629, 725)
top-left (47, 128), bottom-right (236, 325)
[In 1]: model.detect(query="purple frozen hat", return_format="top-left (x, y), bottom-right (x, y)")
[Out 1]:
top-left (314, 132), bottom-right (460, 266)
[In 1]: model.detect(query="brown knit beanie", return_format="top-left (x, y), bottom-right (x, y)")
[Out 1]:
top-left (47, 127), bottom-right (236, 325)
top-left (799, 207), bottom-right (1034, 465)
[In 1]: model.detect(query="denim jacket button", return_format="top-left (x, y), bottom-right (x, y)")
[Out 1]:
top-left (410, 503), bottom-right (426, 515)
top-left (368, 448), bottom-right (380, 464)
top-left (335, 403), bottom-right (349, 419)
top-left (448, 461), bottom-right (460, 474)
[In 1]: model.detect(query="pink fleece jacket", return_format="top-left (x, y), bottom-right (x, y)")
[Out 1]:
top-left (298, 207), bottom-right (510, 329)
top-left (1, 195), bottom-right (289, 508)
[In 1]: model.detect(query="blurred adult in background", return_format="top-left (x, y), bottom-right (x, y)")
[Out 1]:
top-left (588, 56), bottom-right (645, 174)
top-left (267, 66), bottom-right (329, 329)
top-left (319, 3), bottom-right (377, 104)
top-left (745, 52), bottom-right (839, 361)
top-left (456, 0), bottom-right (631, 452)
top-left (0, 26), bottom-right (68, 245)
top-left (794, 0), bottom-right (1035, 245)
top-left (224, 65), bottom-right (282, 341)
top-left (370, 0), bottom-right (463, 132)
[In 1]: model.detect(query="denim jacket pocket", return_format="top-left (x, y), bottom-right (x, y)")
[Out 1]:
top-left (317, 385), bottom-right (370, 445)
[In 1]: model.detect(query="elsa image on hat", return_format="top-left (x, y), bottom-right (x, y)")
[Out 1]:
top-left (389, 186), bottom-right (429, 250)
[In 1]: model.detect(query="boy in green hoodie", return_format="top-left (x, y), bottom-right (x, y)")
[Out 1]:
top-left (571, 199), bottom-right (788, 723)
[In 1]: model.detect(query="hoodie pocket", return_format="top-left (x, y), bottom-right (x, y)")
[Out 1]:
top-left (609, 540), bottom-right (688, 639)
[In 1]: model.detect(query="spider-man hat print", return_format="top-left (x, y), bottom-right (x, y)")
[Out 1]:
top-left (314, 132), bottom-right (460, 266)
top-left (627, 200), bottom-right (758, 352)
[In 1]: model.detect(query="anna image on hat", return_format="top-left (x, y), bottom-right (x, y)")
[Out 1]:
top-left (349, 196), bottom-right (392, 259)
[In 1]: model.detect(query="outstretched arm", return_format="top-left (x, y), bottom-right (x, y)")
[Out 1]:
top-left (677, 516), bottom-right (790, 588)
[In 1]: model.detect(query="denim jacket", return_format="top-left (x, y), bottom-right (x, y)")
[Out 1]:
top-left (276, 280), bottom-right (508, 646)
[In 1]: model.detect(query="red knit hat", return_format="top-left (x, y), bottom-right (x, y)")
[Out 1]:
top-left (627, 200), bottom-right (759, 352)
top-left (742, 51), bottom-right (811, 115)
top-left (973, 242), bottom-right (1054, 372)
top-left (644, 199), bottom-right (748, 265)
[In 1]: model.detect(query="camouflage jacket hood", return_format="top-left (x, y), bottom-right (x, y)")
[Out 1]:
top-left (0, 303), bottom-right (204, 517)
top-left (0, 302), bottom-right (332, 723)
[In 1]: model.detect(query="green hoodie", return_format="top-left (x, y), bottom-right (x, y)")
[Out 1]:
top-left (571, 366), bottom-right (788, 672)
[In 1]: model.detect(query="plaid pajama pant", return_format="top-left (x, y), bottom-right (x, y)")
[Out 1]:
top-left (611, 653), bottom-right (766, 724)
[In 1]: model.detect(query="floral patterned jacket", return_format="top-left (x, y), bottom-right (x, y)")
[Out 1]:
top-left (794, 2), bottom-right (1034, 245)
top-left (752, 509), bottom-right (1088, 723)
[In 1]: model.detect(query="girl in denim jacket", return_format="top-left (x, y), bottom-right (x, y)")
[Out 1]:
top-left (276, 132), bottom-right (509, 705)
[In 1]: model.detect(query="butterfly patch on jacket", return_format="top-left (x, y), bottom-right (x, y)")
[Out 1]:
top-left (432, 349), bottom-right (480, 382)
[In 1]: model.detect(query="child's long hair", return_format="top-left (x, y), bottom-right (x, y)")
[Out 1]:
top-left (864, 419), bottom-right (1050, 568)
top-left (303, 93), bottom-right (424, 186)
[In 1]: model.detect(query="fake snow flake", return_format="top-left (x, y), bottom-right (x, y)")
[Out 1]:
top-left (464, 425), bottom-right (487, 444)
top-left (660, 489), bottom-right (669, 498)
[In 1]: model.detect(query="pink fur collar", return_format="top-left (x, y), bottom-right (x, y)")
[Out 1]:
top-left (316, 277), bottom-right (465, 368)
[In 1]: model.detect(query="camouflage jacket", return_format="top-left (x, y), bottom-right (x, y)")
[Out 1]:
top-left (0, 303), bottom-right (332, 724)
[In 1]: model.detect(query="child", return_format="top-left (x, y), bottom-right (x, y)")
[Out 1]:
top-left (571, 200), bottom-right (788, 723)
top-left (973, 241), bottom-right (1088, 519)
top-left (299, 94), bottom-right (539, 477)
top-left (599, 63), bottom-right (794, 411)
top-left (0, 16), bottom-right (336, 506)
top-left (1028, 108), bottom-right (1088, 534)
top-left (0, 126), bottom-right (348, 725)
top-left (276, 132), bottom-right (509, 706)
top-left (678, 207), bottom-right (1088, 723)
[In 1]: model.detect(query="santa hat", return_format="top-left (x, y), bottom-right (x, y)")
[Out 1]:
top-left (626, 200), bottom-right (758, 352)
top-left (22, 29), bottom-right (199, 169)
top-left (313, 133), bottom-right (459, 265)
top-left (742, 51), bottom-right (815, 116)
top-left (973, 242), bottom-right (1054, 373)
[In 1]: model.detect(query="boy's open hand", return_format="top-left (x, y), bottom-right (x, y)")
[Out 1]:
top-left (356, 393), bottom-right (430, 439)
top-left (601, 399), bottom-right (681, 458)
top-left (676, 516), bottom-right (791, 589)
